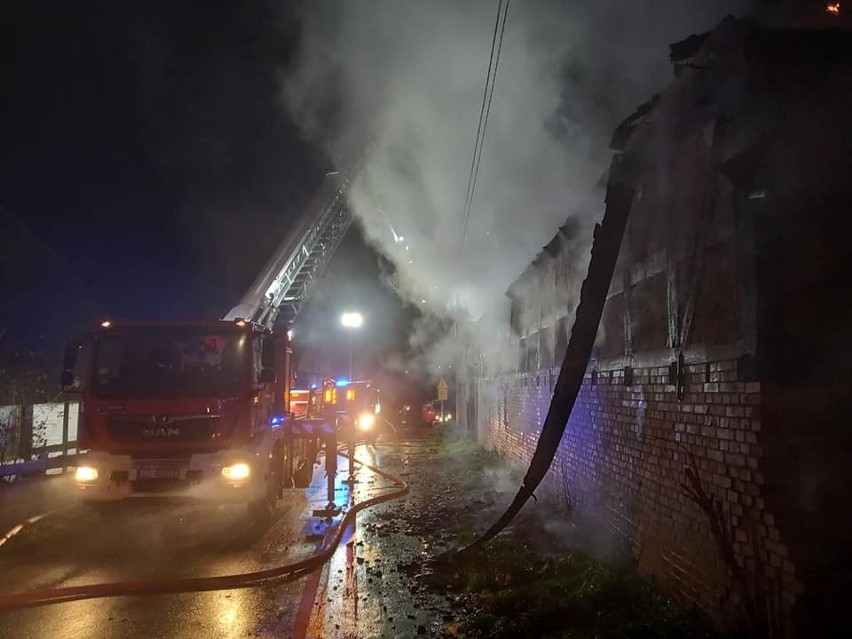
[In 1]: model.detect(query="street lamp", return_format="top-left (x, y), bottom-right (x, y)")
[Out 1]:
top-left (340, 311), bottom-right (363, 380)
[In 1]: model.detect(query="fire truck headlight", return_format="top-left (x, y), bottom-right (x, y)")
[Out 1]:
top-left (221, 462), bottom-right (251, 481)
top-left (357, 413), bottom-right (375, 431)
top-left (75, 466), bottom-right (99, 483)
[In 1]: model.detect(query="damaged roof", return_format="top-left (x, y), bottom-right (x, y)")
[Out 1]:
top-left (507, 17), bottom-right (852, 303)
top-left (506, 176), bottom-right (607, 301)
top-left (609, 96), bottom-right (658, 151)
top-left (669, 31), bottom-right (710, 63)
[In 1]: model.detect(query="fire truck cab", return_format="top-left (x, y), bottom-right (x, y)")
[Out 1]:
top-left (63, 319), bottom-right (314, 519)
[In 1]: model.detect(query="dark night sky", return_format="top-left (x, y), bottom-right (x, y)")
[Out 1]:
top-left (0, 1), bottom-right (415, 368)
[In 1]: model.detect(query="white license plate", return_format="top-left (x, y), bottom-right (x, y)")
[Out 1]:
top-left (137, 467), bottom-right (181, 480)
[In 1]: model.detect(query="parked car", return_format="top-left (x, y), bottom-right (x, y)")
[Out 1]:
top-left (433, 405), bottom-right (453, 424)
top-left (421, 402), bottom-right (437, 427)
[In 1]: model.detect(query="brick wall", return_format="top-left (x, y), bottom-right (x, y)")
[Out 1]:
top-left (480, 358), bottom-right (799, 621)
top-left (464, 22), bottom-right (852, 635)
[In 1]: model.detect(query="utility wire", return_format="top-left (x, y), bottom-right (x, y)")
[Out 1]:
top-left (461, 0), bottom-right (509, 245)
top-left (463, 0), bottom-right (510, 245)
top-left (461, 0), bottom-right (502, 224)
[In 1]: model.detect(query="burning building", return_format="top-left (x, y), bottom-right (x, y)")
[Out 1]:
top-left (463, 16), bottom-right (852, 636)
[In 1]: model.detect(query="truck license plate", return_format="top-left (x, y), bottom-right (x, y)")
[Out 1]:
top-left (137, 467), bottom-right (181, 480)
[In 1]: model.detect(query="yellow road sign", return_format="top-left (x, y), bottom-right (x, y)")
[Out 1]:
top-left (437, 378), bottom-right (448, 401)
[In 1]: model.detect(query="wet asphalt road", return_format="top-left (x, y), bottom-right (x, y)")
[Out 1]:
top-left (0, 428), bottom-right (457, 639)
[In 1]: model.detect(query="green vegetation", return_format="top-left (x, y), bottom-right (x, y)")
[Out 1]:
top-left (434, 426), bottom-right (495, 462)
top-left (426, 427), bottom-right (719, 638)
top-left (449, 538), bottom-right (718, 639)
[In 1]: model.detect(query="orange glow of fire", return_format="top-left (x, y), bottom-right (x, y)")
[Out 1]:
top-left (827, 2), bottom-right (841, 15)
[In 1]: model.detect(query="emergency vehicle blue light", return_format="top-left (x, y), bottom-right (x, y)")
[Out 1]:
top-left (269, 415), bottom-right (286, 427)
top-left (335, 379), bottom-right (349, 387)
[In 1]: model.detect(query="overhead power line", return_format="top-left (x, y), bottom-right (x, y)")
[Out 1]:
top-left (461, 0), bottom-right (511, 246)
top-left (461, 0), bottom-right (503, 230)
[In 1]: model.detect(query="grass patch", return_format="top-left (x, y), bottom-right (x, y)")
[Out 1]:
top-left (431, 426), bottom-right (506, 477)
top-left (432, 426), bottom-right (492, 459)
top-left (418, 429), bottom-right (718, 637)
top-left (451, 538), bottom-right (718, 639)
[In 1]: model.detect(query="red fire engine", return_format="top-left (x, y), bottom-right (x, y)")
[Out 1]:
top-left (331, 379), bottom-right (382, 444)
top-left (61, 173), bottom-right (353, 520)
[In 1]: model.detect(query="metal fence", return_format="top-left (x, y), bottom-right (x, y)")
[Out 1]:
top-left (0, 401), bottom-right (79, 479)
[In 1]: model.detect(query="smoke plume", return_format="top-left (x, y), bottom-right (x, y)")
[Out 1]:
top-left (281, 0), bottom-right (747, 374)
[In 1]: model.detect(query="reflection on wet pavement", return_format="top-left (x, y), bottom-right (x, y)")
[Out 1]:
top-left (302, 432), bottom-right (470, 639)
top-left (0, 428), bottom-right (467, 639)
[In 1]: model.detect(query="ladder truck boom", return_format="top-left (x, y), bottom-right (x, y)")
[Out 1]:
top-left (224, 172), bottom-right (353, 328)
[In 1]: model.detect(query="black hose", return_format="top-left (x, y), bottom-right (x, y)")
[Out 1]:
top-left (455, 160), bottom-right (635, 556)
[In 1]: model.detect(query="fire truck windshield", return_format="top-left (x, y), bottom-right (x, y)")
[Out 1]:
top-left (91, 328), bottom-right (247, 398)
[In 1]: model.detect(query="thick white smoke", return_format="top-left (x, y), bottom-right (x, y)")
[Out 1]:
top-left (281, 0), bottom-right (747, 376)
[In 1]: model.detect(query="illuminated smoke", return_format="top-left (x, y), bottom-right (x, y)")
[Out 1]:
top-left (282, 0), bottom-right (747, 374)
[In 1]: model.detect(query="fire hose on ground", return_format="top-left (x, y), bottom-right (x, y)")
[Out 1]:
top-left (0, 453), bottom-right (408, 611)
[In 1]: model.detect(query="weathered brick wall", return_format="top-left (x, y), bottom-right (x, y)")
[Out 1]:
top-left (479, 357), bottom-right (800, 622)
top-left (467, 22), bottom-right (852, 634)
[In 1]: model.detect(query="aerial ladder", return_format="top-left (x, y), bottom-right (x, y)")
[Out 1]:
top-left (224, 171), bottom-right (352, 326)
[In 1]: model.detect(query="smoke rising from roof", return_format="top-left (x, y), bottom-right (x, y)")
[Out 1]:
top-left (281, 0), bottom-right (746, 374)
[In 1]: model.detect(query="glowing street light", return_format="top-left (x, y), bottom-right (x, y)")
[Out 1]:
top-left (340, 312), bottom-right (363, 329)
top-left (340, 311), bottom-right (364, 380)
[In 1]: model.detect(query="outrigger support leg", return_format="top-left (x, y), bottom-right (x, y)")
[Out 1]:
top-left (312, 429), bottom-right (341, 518)
top-left (342, 437), bottom-right (358, 484)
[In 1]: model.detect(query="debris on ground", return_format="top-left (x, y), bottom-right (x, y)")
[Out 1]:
top-left (359, 427), bottom-right (720, 638)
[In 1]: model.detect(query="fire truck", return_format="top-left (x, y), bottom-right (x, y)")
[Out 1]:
top-left (61, 173), bottom-right (353, 520)
top-left (325, 379), bottom-right (382, 444)
top-left (289, 388), bottom-right (319, 418)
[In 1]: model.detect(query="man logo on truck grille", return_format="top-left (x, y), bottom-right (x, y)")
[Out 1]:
top-left (142, 426), bottom-right (181, 438)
